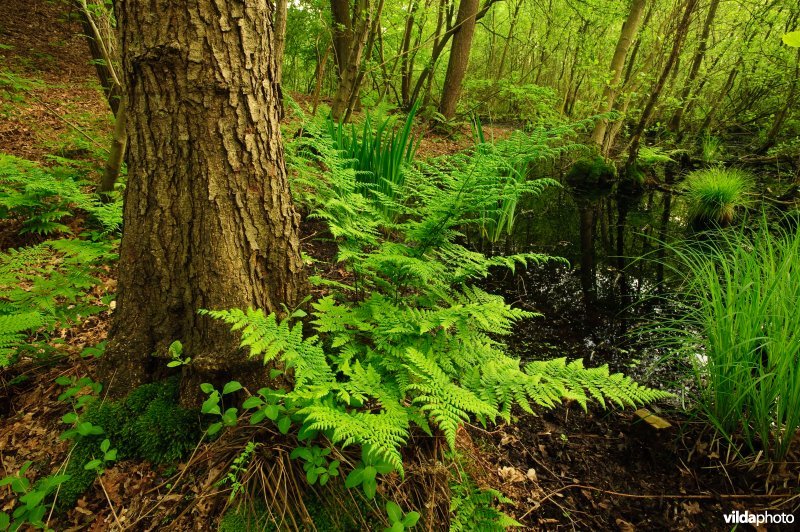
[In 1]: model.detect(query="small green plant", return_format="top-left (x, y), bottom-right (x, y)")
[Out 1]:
top-left (56, 375), bottom-right (102, 411)
top-left (0, 462), bottom-right (70, 531)
top-left (83, 439), bottom-right (118, 474)
top-left (165, 340), bottom-right (190, 367)
top-left (384, 501), bottom-right (420, 532)
top-left (683, 167), bottom-right (752, 227)
top-left (450, 477), bottom-right (521, 531)
top-left (242, 385), bottom-right (293, 434)
top-left (222, 441), bottom-right (259, 501)
top-left (201, 381), bottom-right (243, 436)
top-left (700, 134), bottom-right (724, 163)
top-left (344, 445), bottom-right (394, 500)
top-left (637, 146), bottom-right (675, 167)
top-left (290, 444), bottom-right (341, 486)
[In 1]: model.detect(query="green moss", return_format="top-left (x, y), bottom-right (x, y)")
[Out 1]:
top-left (58, 377), bottom-right (201, 509)
top-left (566, 156), bottom-right (616, 188)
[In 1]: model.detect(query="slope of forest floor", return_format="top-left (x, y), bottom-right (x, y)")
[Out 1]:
top-left (1, 2), bottom-right (799, 530)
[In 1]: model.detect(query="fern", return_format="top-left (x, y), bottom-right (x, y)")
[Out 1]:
top-left (205, 109), bottom-right (671, 481)
top-left (0, 154), bottom-right (122, 235)
top-left (0, 238), bottom-right (117, 366)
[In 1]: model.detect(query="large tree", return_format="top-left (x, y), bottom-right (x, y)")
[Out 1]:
top-left (101, 0), bottom-right (307, 401)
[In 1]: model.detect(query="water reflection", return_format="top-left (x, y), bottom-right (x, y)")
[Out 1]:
top-left (485, 182), bottom-right (687, 377)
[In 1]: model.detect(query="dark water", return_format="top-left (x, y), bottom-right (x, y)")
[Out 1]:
top-left (483, 183), bottom-right (690, 383)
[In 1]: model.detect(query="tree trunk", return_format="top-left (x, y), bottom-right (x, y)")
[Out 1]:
top-left (97, 94), bottom-right (127, 197)
top-left (669, 0), bottom-right (720, 136)
top-left (274, 0), bottom-right (288, 117)
top-left (590, 0), bottom-right (646, 149)
top-left (101, 0), bottom-right (307, 403)
top-left (759, 50), bottom-right (800, 154)
top-left (399, 0), bottom-right (418, 106)
top-left (438, 0), bottom-right (479, 120)
top-left (495, 0), bottom-right (521, 80)
top-left (331, 0), bottom-right (354, 79)
top-left (626, 0), bottom-right (698, 174)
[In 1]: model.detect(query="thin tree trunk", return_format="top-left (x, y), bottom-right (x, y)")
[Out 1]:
top-left (98, 95), bottom-right (127, 196)
top-left (669, 0), bottom-right (720, 136)
top-left (438, 0), bottom-right (479, 119)
top-left (102, 0), bottom-right (307, 402)
top-left (590, 0), bottom-right (646, 149)
top-left (495, 0), bottom-right (521, 80)
top-left (759, 50), bottom-right (800, 153)
top-left (698, 63), bottom-right (738, 134)
top-left (343, 0), bottom-right (386, 122)
top-left (626, 0), bottom-right (699, 174)
top-left (400, 0), bottom-right (418, 106)
top-left (274, 0), bottom-right (288, 118)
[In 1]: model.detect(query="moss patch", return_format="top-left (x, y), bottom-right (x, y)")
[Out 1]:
top-left (566, 156), bottom-right (616, 189)
top-left (58, 377), bottom-right (201, 508)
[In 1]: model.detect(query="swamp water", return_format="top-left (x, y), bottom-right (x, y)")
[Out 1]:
top-left (480, 183), bottom-right (692, 386)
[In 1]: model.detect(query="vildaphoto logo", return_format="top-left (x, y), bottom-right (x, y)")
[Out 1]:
top-left (723, 510), bottom-right (795, 525)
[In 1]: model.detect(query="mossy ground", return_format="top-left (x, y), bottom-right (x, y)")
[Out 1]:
top-left (58, 377), bottom-right (201, 508)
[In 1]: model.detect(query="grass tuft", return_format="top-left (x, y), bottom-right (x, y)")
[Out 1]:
top-left (655, 219), bottom-right (800, 459)
top-left (683, 167), bottom-right (752, 227)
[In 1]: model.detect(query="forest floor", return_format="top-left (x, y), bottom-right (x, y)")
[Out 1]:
top-left (1, 2), bottom-right (799, 530)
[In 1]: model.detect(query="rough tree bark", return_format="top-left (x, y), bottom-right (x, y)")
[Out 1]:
top-left (101, 0), bottom-right (307, 402)
top-left (590, 0), bottom-right (646, 150)
top-left (438, 0), bottom-right (479, 120)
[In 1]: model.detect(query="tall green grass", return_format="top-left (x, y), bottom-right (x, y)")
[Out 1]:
top-left (659, 221), bottom-right (800, 459)
top-left (326, 103), bottom-right (420, 219)
top-left (683, 168), bottom-right (752, 227)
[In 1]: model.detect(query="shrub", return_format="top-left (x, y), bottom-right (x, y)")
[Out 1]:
top-left (683, 168), bottom-right (752, 227)
top-left (654, 220), bottom-right (800, 459)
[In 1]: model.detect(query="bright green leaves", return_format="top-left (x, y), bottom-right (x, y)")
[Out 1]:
top-left (344, 445), bottom-right (394, 499)
top-left (782, 31), bottom-right (800, 47)
top-left (290, 445), bottom-right (340, 486)
top-left (384, 501), bottom-right (420, 532)
top-left (83, 438), bottom-right (118, 473)
top-left (165, 340), bottom-right (191, 367)
top-left (0, 462), bottom-right (71, 530)
top-left (201, 381), bottom-right (242, 436)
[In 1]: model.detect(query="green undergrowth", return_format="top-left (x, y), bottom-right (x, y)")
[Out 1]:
top-left (0, 153), bottom-right (121, 366)
top-left (652, 219), bottom-right (800, 459)
top-left (565, 155), bottom-right (616, 189)
top-left (58, 377), bottom-right (201, 509)
top-left (206, 105), bottom-right (670, 528)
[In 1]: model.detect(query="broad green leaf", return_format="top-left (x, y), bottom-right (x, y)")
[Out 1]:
top-left (783, 31), bottom-right (800, 47)
top-left (222, 381), bottom-right (242, 395)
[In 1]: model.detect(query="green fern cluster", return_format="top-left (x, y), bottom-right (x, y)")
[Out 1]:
top-left (0, 153), bottom-right (122, 235)
top-left (206, 110), bottom-right (670, 477)
top-left (0, 238), bottom-right (116, 366)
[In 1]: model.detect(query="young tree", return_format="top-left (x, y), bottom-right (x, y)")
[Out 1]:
top-left (590, 0), bottom-right (646, 151)
top-left (101, 0), bottom-right (307, 401)
top-left (626, 0), bottom-right (698, 174)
